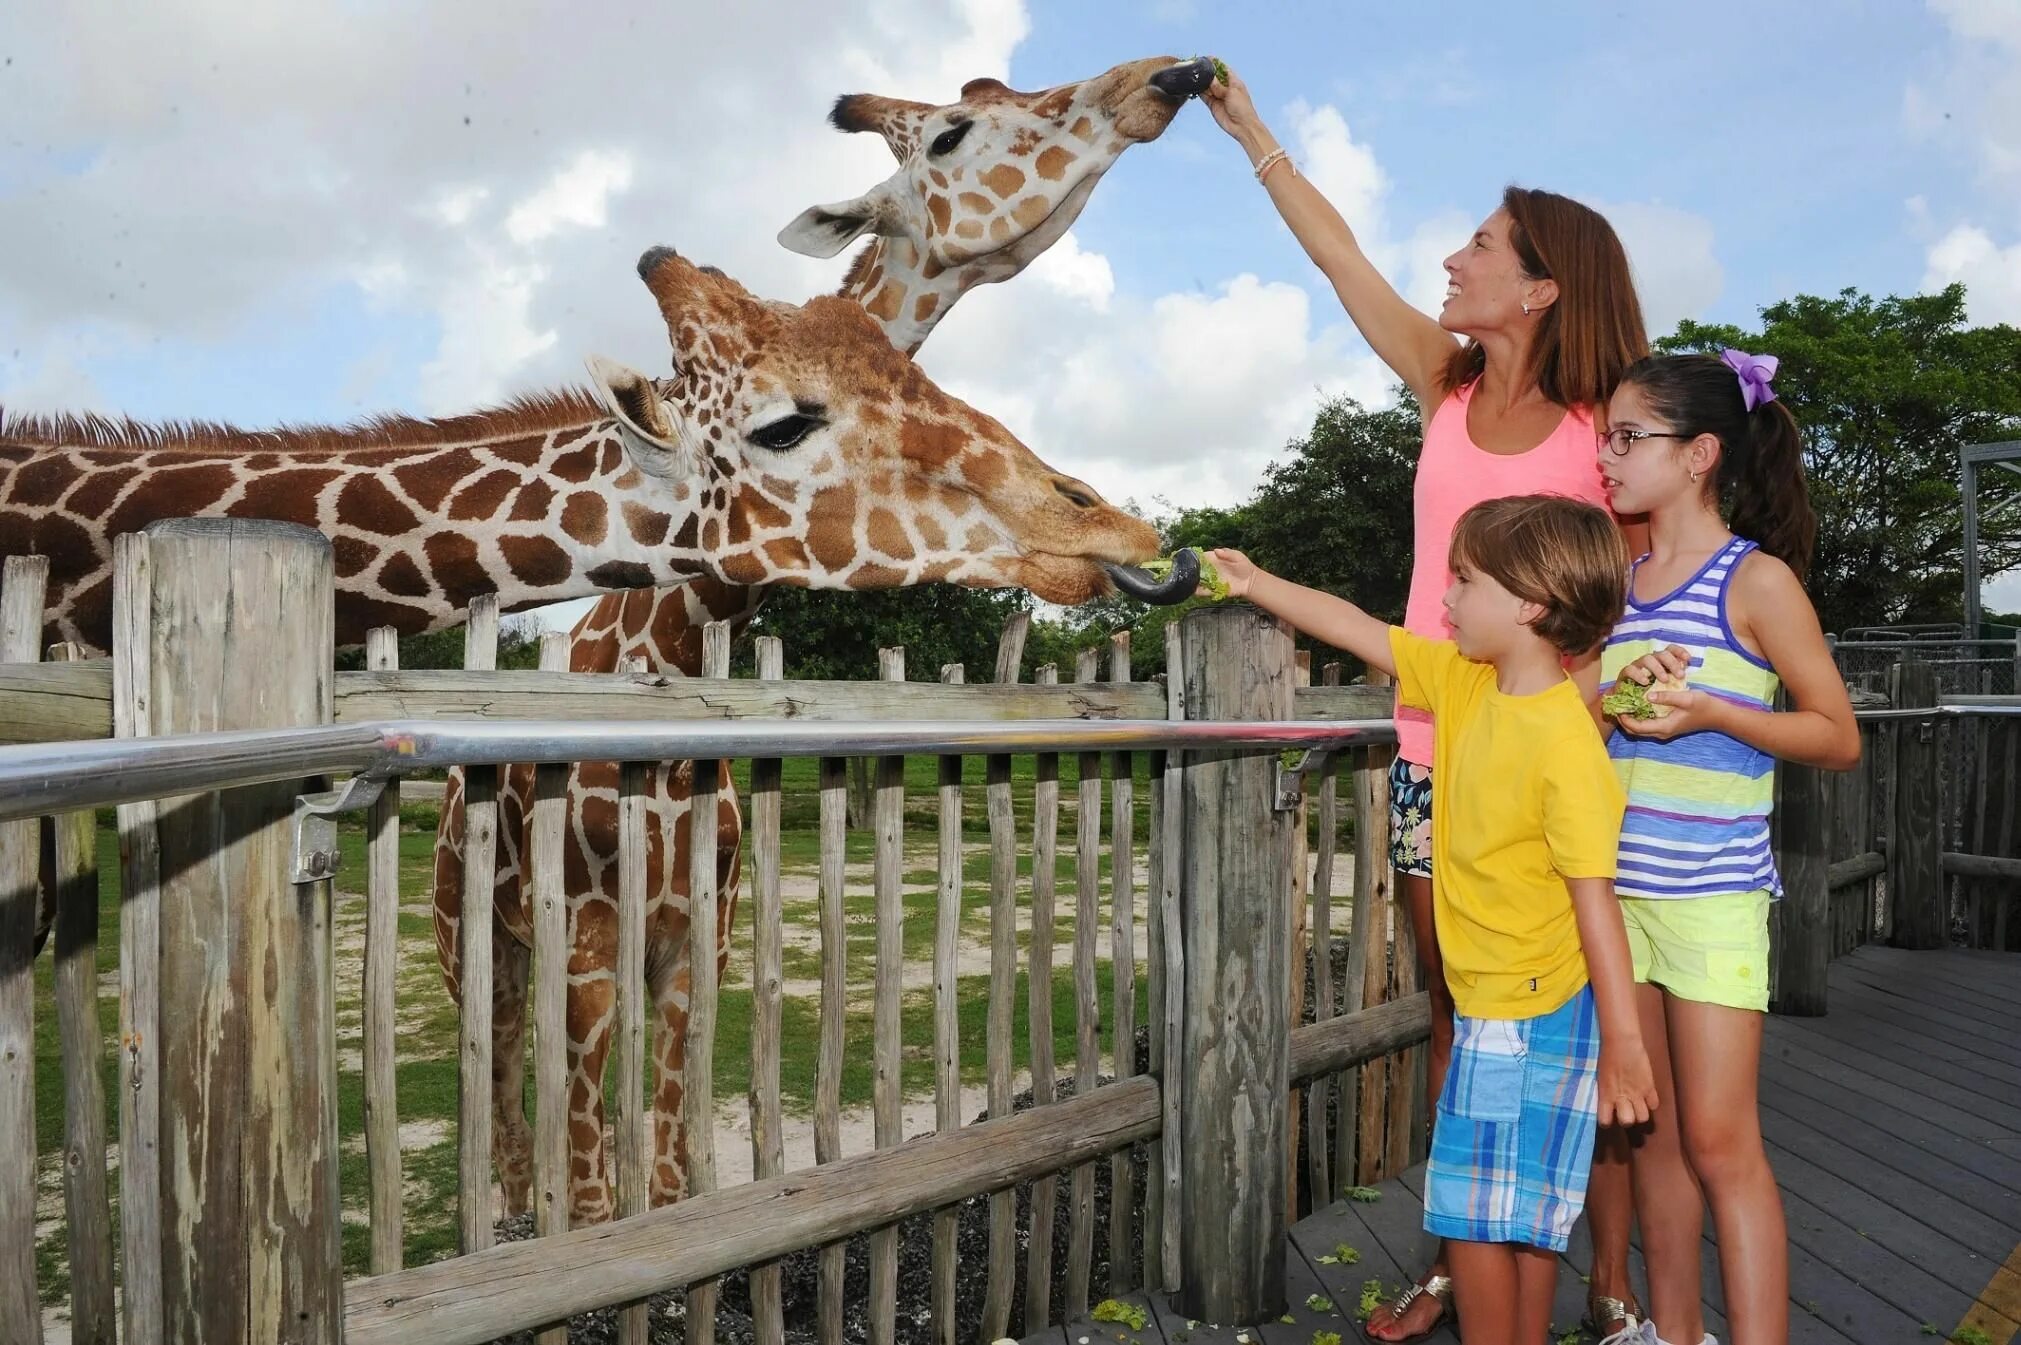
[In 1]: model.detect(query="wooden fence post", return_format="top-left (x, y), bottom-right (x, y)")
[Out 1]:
top-left (1890, 661), bottom-right (1946, 950)
top-left (1177, 605), bottom-right (1294, 1326)
top-left (1771, 693), bottom-right (1834, 1014)
top-left (137, 518), bottom-right (340, 1343)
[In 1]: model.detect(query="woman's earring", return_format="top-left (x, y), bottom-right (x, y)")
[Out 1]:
top-left (1521, 302), bottom-right (1530, 315)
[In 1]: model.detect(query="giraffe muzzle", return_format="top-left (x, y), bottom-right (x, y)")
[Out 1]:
top-left (1149, 57), bottom-right (1216, 99)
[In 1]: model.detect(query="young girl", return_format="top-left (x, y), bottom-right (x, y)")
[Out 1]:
top-left (1598, 351), bottom-right (1861, 1345)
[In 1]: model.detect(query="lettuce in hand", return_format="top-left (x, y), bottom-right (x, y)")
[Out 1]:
top-left (1602, 675), bottom-right (1684, 721)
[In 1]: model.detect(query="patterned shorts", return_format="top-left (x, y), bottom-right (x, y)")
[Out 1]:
top-left (1422, 986), bottom-right (1600, 1252)
top-left (1387, 758), bottom-right (1433, 877)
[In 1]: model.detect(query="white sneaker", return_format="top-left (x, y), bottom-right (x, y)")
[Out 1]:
top-left (1598, 1322), bottom-right (1656, 1345)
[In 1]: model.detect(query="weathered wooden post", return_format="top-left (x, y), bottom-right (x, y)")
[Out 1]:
top-left (1177, 605), bottom-right (1294, 1325)
top-left (126, 518), bottom-right (340, 1342)
top-left (1771, 702), bottom-right (1834, 1015)
top-left (1890, 661), bottom-right (1946, 950)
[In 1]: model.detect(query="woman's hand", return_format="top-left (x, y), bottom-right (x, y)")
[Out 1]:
top-left (1206, 547), bottom-right (1258, 598)
top-left (1617, 644), bottom-right (1691, 689)
top-left (1200, 63), bottom-right (1270, 153)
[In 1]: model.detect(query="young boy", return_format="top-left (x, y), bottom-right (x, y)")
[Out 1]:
top-left (1210, 495), bottom-right (1657, 1345)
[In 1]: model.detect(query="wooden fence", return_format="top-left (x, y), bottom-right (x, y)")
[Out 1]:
top-left (2, 519), bottom-right (2017, 1344)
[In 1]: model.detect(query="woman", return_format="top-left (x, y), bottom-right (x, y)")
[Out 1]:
top-left (1202, 67), bottom-right (1651, 1343)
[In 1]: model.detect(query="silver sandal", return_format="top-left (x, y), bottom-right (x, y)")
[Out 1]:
top-left (1362, 1273), bottom-right (1453, 1343)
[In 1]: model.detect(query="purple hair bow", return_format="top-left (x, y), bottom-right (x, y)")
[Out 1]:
top-left (1719, 347), bottom-right (1779, 411)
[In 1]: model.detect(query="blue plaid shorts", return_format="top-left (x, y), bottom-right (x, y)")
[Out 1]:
top-left (1422, 985), bottom-right (1600, 1252)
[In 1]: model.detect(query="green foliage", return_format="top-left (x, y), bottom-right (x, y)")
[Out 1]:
top-left (734, 584), bottom-right (1035, 680)
top-left (1345, 1185), bottom-right (1382, 1202)
top-left (1091, 1300), bottom-right (1149, 1331)
top-left (1660, 284), bottom-right (2021, 634)
top-left (331, 616), bottom-right (546, 671)
top-left (1315, 1242), bottom-right (1360, 1265)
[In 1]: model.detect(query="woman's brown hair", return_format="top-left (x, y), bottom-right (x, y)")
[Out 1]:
top-left (1439, 186), bottom-right (1650, 410)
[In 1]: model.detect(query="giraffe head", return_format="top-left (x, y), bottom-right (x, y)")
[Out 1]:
top-left (585, 247), bottom-right (1157, 604)
top-left (779, 56), bottom-right (1213, 281)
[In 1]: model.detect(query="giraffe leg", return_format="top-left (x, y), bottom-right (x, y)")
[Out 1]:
top-left (650, 947), bottom-right (693, 1209)
top-left (566, 972), bottom-right (619, 1225)
top-left (431, 766), bottom-right (468, 1004)
top-left (490, 936), bottom-right (534, 1217)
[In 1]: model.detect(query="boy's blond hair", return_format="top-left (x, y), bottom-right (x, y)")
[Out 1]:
top-left (1448, 495), bottom-right (1628, 656)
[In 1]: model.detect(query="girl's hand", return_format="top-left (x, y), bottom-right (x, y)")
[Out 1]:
top-left (1199, 63), bottom-right (1264, 143)
top-left (1206, 547), bottom-right (1259, 598)
top-left (1618, 644), bottom-right (1690, 688)
top-left (1596, 1042), bottom-right (1658, 1128)
top-left (1614, 684), bottom-right (1722, 740)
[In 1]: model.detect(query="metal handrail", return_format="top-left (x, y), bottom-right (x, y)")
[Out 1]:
top-left (0, 716), bottom-right (1398, 824)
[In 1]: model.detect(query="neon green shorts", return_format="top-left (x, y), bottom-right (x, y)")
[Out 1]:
top-left (1620, 891), bottom-right (1772, 1013)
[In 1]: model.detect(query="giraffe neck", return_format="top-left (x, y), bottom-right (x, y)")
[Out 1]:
top-left (3, 397), bottom-right (740, 653)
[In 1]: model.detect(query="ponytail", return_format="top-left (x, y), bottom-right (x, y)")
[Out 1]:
top-left (1618, 352), bottom-right (1817, 581)
top-left (1726, 399), bottom-right (1816, 581)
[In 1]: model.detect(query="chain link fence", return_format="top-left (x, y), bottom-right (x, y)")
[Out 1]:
top-left (1832, 626), bottom-right (2021, 699)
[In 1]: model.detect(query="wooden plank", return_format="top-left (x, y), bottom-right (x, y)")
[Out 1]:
top-left (1812, 1000), bottom-right (2021, 1092)
top-left (1293, 684), bottom-right (1396, 721)
top-left (1155, 618), bottom-right (1185, 1294)
top-left (1288, 996), bottom-right (1434, 1083)
top-left (1307, 665), bottom-right (1341, 1208)
top-left (1770, 1019), bottom-right (2021, 1130)
top-left (458, 595), bottom-right (500, 1255)
top-left (1944, 851), bottom-right (2021, 882)
top-left (1763, 1023), bottom-right (2018, 1142)
top-left (530, 632), bottom-right (571, 1345)
top-left (1294, 1192), bottom-right (1457, 1345)
top-left (1350, 674), bottom-right (1395, 1186)
top-left (0, 656), bottom-right (112, 743)
top-left (46, 642), bottom-right (116, 1344)
top-left (1757, 1102), bottom-right (2020, 1260)
top-left (1820, 969), bottom-right (2021, 1059)
top-left (1285, 650), bottom-right (1311, 1225)
top-left (932, 660), bottom-right (964, 1345)
top-left (1761, 1038), bottom-right (2021, 1196)
top-left (983, 611), bottom-right (1027, 1344)
top-left (815, 753), bottom-right (848, 1345)
top-left (112, 532), bottom-right (164, 1345)
top-left (0, 554), bottom-right (46, 1345)
top-left (142, 519), bottom-right (339, 1343)
top-left (1848, 944), bottom-right (2021, 1003)
top-left (1105, 632), bottom-right (1137, 1298)
top-left (1830, 957), bottom-right (2021, 1027)
top-left (1251, 1233), bottom-right (1355, 1345)
top-left (870, 646), bottom-right (905, 1345)
top-left (1891, 663), bottom-right (1945, 949)
top-left (363, 627), bottom-right (406, 1277)
top-left (1772, 746), bottom-right (1833, 1014)
top-left (751, 637), bottom-right (787, 1345)
top-left (1067, 647), bottom-right (1103, 1321)
top-left (344, 1076), bottom-right (1162, 1345)
top-left (686, 622), bottom-right (731, 1345)
top-left (1025, 663), bottom-right (1062, 1334)
top-left (617, 750), bottom-right (652, 1345)
top-left (333, 668), bottom-right (1167, 723)
top-left (1176, 607), bottom-right (1294, 1325)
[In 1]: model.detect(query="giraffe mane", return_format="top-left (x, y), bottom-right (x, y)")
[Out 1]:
top-left (839, 242), bottom-right (881, 296)
top-left (0, 388), bottom-right (610, 454)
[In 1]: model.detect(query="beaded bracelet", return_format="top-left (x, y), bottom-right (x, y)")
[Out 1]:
top-left (1253, 148), bottom-right (1295, 184)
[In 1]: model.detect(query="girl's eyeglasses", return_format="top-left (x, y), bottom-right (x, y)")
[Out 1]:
top-left (1597, 427), bottom-right (1690, 456)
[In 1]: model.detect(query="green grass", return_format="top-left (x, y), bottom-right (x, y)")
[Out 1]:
top-left (29, 751), bottom-right (1358, 1300)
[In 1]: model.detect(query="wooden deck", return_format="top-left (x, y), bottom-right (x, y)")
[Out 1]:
top-left (1031, 946), bottom-right (2021, 1345)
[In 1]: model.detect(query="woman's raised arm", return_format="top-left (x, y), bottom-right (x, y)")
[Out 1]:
top-left (1204, 67), bottom-right (1458, 407)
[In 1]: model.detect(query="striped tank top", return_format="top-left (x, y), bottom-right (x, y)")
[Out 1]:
top-left (1601, 536), bottom-right (1782, 901)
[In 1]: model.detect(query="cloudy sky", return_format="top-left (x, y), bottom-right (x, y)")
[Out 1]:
top-left (4, 0), bottom-right (2018, 620)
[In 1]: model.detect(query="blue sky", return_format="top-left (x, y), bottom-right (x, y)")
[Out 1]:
top-left (3, 1), bottom-right (2017, 614)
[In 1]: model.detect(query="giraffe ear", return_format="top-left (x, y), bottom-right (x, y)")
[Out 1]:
top-left (583, 354), bottom-right (696, 482)
top-left (777, 179), bottom-right (908, 258)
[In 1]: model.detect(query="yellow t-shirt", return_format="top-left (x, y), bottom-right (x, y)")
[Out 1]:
top-left (1389, 627), bottom-right (1626, 1019)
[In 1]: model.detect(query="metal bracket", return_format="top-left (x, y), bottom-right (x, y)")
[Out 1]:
top-left (291, 774), bottom-right (389, 883)
top-left (1274, 749), bottom-right (1335, 812)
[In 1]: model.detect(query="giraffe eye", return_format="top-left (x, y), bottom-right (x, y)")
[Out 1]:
top-left (749, 414), bottom-right (822, 452)
top-left (930, 121), bottom-right (972, 156)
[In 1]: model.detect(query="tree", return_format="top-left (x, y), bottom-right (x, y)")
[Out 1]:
top-left (733, 584), bottom-right (1034, 682)
top-left (331, 616), bottom-right (544, 671)
top-left (1662, 285), bottom-right (2021, 634)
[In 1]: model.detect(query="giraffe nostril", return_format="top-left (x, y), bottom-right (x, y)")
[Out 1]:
top-left (1053, 477), bottom-right (1098, 510)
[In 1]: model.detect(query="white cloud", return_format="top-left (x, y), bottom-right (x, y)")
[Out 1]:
top-left (1922, 224), bottom-right (2021, 324)
top-left (1598, 200), bottom-right (1725, 336)
top-left (1911, 0), bottom-right (2021, 191)
top-left (1026, 232), bottom-right (1115, 313)
top-left (505, 150), bottom-right (636, 247)
top-left (1287, 101), bottom-right (1388, 245)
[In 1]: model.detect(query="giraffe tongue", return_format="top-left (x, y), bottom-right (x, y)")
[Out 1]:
top-left (1150, 57), bottom-right (1216, 99)
top-left (1106, 548), bottom-right (1202, 605)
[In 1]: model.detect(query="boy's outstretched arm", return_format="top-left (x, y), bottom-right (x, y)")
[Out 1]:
top-left (1567, 876), bottom-right (1658, 1127)
top-left (1208, 548), bottom-right (1397, 677)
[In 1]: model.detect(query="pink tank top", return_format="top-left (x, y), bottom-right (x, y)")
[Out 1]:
top-left (1396, 381), bottom-right (1610, 766)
